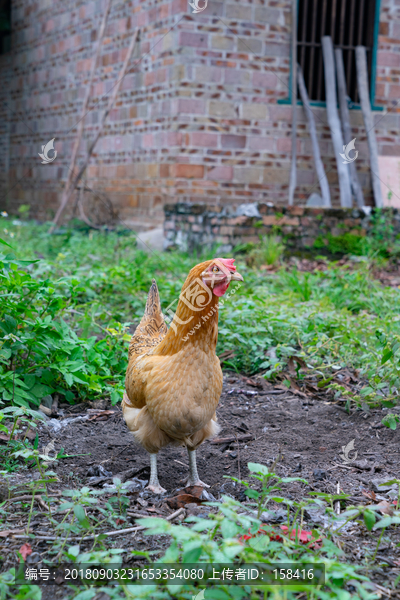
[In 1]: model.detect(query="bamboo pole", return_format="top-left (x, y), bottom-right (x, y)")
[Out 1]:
top-left (297, 64), bottom-right (331, 207)
top-left (50, 0), bottom-right (113, 232)
top-left (288, 0), bottom-right (298, 206)
top-left (321, 36), bottom-right (352, 208)
top-left (355, 45), bottom-right (383, 208)
top-left (335, 48), bottom-right (365, 208)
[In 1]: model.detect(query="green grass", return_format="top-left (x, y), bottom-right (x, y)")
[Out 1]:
top-left (1, 219), bottom-right (400, 412)
top-left (2, 219), bottom-right (400, 598)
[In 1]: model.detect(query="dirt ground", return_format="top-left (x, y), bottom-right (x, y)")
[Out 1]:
top-left (2, 371), bottom-right (400, 599)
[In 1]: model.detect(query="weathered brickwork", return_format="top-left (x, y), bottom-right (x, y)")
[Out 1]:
top-left (0, 0), bottom-right (399, 225)
top-left (164, 202), bottom-right (400, 253)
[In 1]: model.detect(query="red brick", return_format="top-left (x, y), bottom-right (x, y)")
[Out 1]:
top-left (160, 164), bottom-right (170, 177)
top-left (190, 133), bottom-right (218, 148)
top-left (179, 32), bottom-right (208, 48)
top-left (177, 98), bottom-right (206, 114)
top-left (389, 85), bottom-right (400, 99)
top-left (206, 166), bottom-right (233, 180)
top-left (221, 135), bottom-right (246, 149)
top-left (173, 164), bottom-right (205, 179)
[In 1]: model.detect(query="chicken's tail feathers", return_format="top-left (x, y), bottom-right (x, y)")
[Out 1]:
top-left (128, 279), bottom-right (168, 358)
top-left (144, 279), bottom-right (163, 319)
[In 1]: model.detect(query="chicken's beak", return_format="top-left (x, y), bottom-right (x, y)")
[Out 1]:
top-left (230, 271), bottom-right (244, 282)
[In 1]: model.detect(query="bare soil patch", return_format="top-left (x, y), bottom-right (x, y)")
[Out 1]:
top-left (2, 374), bottom-right (400, 599)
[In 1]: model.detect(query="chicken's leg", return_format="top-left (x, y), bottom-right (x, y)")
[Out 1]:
top-left (187, 449), bottom-right (210, 488)
top-left (146, 453), bottom-right (166, 494)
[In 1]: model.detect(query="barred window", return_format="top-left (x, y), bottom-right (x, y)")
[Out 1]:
top-left (0, 0), bottom-right (11, 55)
top-left (297, 0), bottom-right (379, 103)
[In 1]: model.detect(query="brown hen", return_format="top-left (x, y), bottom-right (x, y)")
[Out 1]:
top-left (122, 258), bottom-right (243, 493)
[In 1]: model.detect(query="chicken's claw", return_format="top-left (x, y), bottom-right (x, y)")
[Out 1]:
top-left (183, 475), bottom-right (210, 489)
top-left (146, 483), bottom-right (167, 495)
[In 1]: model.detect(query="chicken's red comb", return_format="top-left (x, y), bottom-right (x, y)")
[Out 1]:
top-left (216, 258), bottom-right (236, 271)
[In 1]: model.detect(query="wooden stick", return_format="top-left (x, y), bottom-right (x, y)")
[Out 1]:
top-left (355, 45), bottom-right (383, 208)
top-left (288, 0), bottom-right (297, 206)
top-left (334, 482), bottom-right (341, 514)
top-left (50, 0), bottom-right (113, 232)
top-left (321, 36), bottom-right (352, 208)
top-left (335, 48), bottom-right (365, 208)
top-left (210, 434), bottom-right (253, 444)
top-left (297, 64), bottom-right (331, 207)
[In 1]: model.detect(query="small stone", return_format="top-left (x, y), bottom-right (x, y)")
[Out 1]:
top-left (313, 469), bottom-right (328, 481)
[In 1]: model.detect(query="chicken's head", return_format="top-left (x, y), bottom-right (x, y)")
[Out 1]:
top-left (200, 258), bottom-right (244, 297)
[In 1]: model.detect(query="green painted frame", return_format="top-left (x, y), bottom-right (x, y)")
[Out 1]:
top-left (278, 0), bottom-right (383, 111)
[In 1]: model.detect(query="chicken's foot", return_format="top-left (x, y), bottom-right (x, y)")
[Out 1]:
top-left (186, 449), bottom-right (210, 488)
top-left (146, 453), bottom-right (167, 494)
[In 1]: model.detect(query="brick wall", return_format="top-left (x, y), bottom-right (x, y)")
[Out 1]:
top-left (164, 202), bottom-right (400, 253)
top-left (0, 0), bottom-right (399, 225)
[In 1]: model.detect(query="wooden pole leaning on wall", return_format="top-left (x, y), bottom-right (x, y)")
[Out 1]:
top-left (355, 46), bottom-right (383, 208)
top-left (297, 64), bottom-right (331, 207)
top-left (288, 0), bottom-right (297, 206)
top-left (321, 36), bottom-right (352, 208)
top-left (335, 48), bottom-right (365, 208)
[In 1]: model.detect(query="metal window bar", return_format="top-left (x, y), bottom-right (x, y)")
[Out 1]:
top-left (297, 0), bottom-right (377, 103)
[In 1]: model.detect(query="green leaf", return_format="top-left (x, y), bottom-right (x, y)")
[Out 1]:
top-left (30, 383), bottom-right (53, 399)
top-left (0, 237), bottom-right (13, 249)
top-left (363, 509), bottom-right (376, 531)
top-left (381, 350), bottom-right (393, 364)
top-left (381, 413), bottom-right (400, 430)
top-left (182, 547), bottom-right (202, 563)
top-left (373, 516), bottom-right (400, 530)
top-left (248, 462), bottom-right (269, 475)
top-left (220, 519), bottom-right (239, 539)
top-left (73, 505), bottom-right (90, 528)
top-left (248, 536), bottom-right (271, 551)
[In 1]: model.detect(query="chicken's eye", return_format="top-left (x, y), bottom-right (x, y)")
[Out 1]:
top-left (212, 266), bottom-right (219, 273)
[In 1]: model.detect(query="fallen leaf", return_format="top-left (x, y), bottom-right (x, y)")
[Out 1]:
top-left (167, 494), bottom-right (202, 510)
top-left (242, 377), bottom-right (263, 389)
top-left (19, 543), bottom-right (32, 561)
top-left (376, 501), bottom-right (394, 516)
top-left (362, 490), bottom-right (377, 502)
top-left (0, 530), bottom-right (24, 538)
top-left (166, 485), bottom-right (204, 509)
top-left (88, 410), bottom-right (114, 421)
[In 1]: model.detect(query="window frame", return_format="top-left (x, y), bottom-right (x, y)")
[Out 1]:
top-left (278, 0), bottom-right (383, 111)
